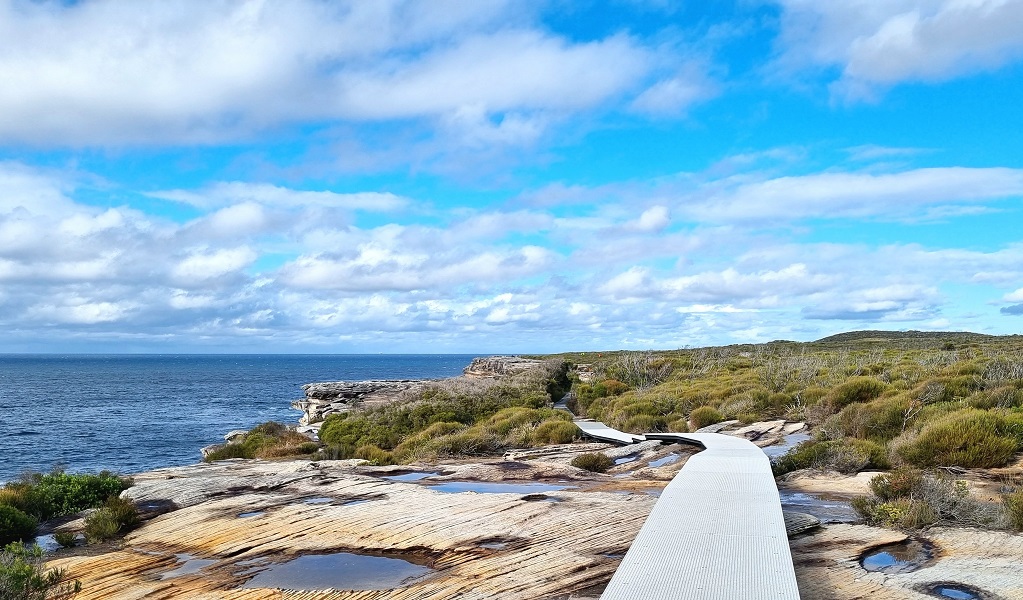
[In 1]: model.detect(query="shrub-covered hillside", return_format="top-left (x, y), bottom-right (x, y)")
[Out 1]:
top-left (317, 359), bottom-right (573, 464)
top-left (556, 332), bottom-right (1023, 473)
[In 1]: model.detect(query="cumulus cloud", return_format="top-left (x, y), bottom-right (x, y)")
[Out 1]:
top-left (774, 0), bottom-right (1023, 100)
top-left (0, 0), bottom-right (658, 146)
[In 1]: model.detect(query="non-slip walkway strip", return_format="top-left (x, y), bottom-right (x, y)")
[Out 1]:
top-left (600, 431), bottom-right (801, 600)
top-left (573, 420), bottom-right (646, 445)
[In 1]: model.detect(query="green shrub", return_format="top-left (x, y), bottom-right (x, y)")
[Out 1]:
top-left (1004, 489), bottom-right (1023, 531)
top-left (869, 468), bottom-right (924, 502)
top-left (623, 414), bottom-right (660, 433)
top-left (353, 445), bottom-right (394, 465)
top-left (3, 471), bottom-right (131, 521)
top-left (571, 453), bottom-right (614, 473)
top-left (202, 444), bottom-right (251, 461)
top-left (773, 438), bottom-right (886, 475)
top-left (83, 496), bottom-right (139, 544)
top-left (826, 377), bottom-right (887, 409)
top-left (53, 532), bottom-right (77, 549)
top-left (0, 542), bottom-right (81, 600)
top-left (689, 406), bottom-right (724, 430)
top-left (530, 420), bottom-right (578, 444)
top-left (895, 409), bottom-right (1020, 468)
top-left (0, 506), bottom-right (37, 546)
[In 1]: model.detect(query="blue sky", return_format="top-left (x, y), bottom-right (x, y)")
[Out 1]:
top-left (1, 0), bottom-right (1023, 353)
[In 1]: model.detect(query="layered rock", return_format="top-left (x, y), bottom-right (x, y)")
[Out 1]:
top-left (292, 380), bottom-right (429, 425)
top-left (462, 356), bottom-right (544, 378)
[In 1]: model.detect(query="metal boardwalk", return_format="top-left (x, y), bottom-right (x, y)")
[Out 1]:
top-left (600, 431), bottom-right (801, 600)
top-left (574, 419), bottom-right (646, 445)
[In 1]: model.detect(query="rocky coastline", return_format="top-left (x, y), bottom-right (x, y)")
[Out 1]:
top-left (31, 354), bottom-right (1023, 599)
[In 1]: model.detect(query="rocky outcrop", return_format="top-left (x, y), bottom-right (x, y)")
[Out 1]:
top-left (292, 380), bottom-right (429, 425)
top-left (462, 356), bottom-right (544, 378)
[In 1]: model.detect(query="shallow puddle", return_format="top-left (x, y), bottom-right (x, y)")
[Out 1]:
top-left (303, 497), bottom-right (334, 504)
top-left (161, 554), bottom-right (218, 579)
top-left (237, 511), bottom-right (265, 518)
top-left (763, 433), bottom-right (812, 459)
top-left (930, 585), bottom-right (981, 599)
top-left (383, 472), bottom-right (440, 482)
top-left (614, 455), bottom-right (638, 465)
top-left (241, 552), bottom-right (435, 590)
top-left (32, 534), bottom-right (62, 552)
top-left (778, 490), bottom-right (858, 523)
top-left (427, 481), bottom-right (576, 494)
top-left (861, 540), bottom-right (931, 574)
top-left (648, 453), bottom-right (680, 467)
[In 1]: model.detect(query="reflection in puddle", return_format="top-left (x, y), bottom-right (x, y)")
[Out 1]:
top-left (427, 481), bottom-right (576, 494)
top-left (779, 490), bottom-right (858, 523)
top-left (383, 472), bottom-right (440, 482)
top-left (479, 542), bottom-right (507, 550)
top-left (161, 554), bottom-right (218, 579)
top-left (238, 511), bottom-right (265, 518)
top-left (242, 552), bottom-right (435, 590)
top-left (763, 433), bottom-right (812, 459)
top-left (861, 540), bottom-right (931, 574)
top-left (648, 453), bottom-right (680, 467)
top-left (614, 455), bottom-right (637, 465)
top-left (930, 585), bottom-right (980, 599)
top-left (303, 497), bottom-right (334, 504)
top-left (32, 534), bottom-right (61, 552)
top-left (520, 493), bottom-right (560, 502)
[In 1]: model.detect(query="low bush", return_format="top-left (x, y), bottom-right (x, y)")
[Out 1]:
top-left (894, 409), bottom-right (1020, 468)
top-left (353, 445), bottom-right (394, 465)
top-left (204, 422), bottom-right (319, 462)
top-left (53, 532), bottom-right (77, 549)
top-left (854, 469), bottom-right (1006, 529)
top-left (0, 506), bottom-right (37, 546)
top-left (83, 496), bottom-right (139, 544)
top-left (689, 406), bottom-right (724, 430)
top-left (773, 438), bottom-right (888, 475)
top-left (571, 453), bottom-right (614, 473)
top-left (0, 542), bottom-right (81, 600)
top-left (1004, 489), bottom-right (1023, 531)
top-left (530, 420), bottom-right (578, 444)
top-left (826, 377), bottom-right (887, 409)
top-left (1, 470), bottom-right (131, 521)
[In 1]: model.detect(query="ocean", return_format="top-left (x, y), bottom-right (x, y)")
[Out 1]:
top-left (0, 354), bottom-right (476, 483)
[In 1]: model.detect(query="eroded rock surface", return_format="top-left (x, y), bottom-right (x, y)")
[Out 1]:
top-left (462, 356), bottom-right (544, 378)
top-left (293, 380), bottom-right (429, 425)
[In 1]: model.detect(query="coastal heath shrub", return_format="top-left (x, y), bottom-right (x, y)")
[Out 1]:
top-left (688, 406), bottom-right (724, 430)
top-left (83, 496), bottom-right (139, 544)
top-left (530, 420), bottom-right (578, 444)
top-left (894, 409), bottom-right (1019, 468)
top-left (571, 453), bottom-right (614, 473)
top-left (1004, 489), bottom-right (1023, 531)
top-left (826, 377), bottom-right (887, 409)
top-left (0, 542), bottom-right (81, 600)
top-left (0, 505), bottom-right (37, 546)
top-left (4, 470), bottom-right (130, 520)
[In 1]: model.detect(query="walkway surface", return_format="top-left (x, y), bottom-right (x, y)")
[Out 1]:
top-left (598, 431), bottom-right (801, 600)
top-left (573, 419), bottom-right (646, 445)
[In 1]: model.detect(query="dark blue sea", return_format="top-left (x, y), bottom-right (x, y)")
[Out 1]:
top-left (0, 355), bottom-right (475, 483)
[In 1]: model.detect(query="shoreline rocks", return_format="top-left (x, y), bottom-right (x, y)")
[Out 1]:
top-left (292, 379), bottom-right (431, 425)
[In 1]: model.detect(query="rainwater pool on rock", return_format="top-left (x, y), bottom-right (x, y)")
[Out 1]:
top-left (241, 552), bottom-right (435, 590)
top-left (648, 453), bottom-right (680, 467)
top-left (861, 540), bottom-right (931, 574)
top-left (427, 481), bottom-right (576, 494)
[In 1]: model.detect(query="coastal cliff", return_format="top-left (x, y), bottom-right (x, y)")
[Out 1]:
top-left (291, 356), bottom-right (546, 426)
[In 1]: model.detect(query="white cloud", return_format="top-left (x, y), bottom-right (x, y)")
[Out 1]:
top-left (774, 0), bottom-right (1023, 99)
top-left (0, 1), bottom-right (656, 145)
top-left (152, 182), bottom-right (408, 212)
top-left (1005, 287), bottom-right (1023, 302)
top-left (687, 167), bottom-right (1023, 222)
top-left (171, 247), bottom-right (258, 285)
